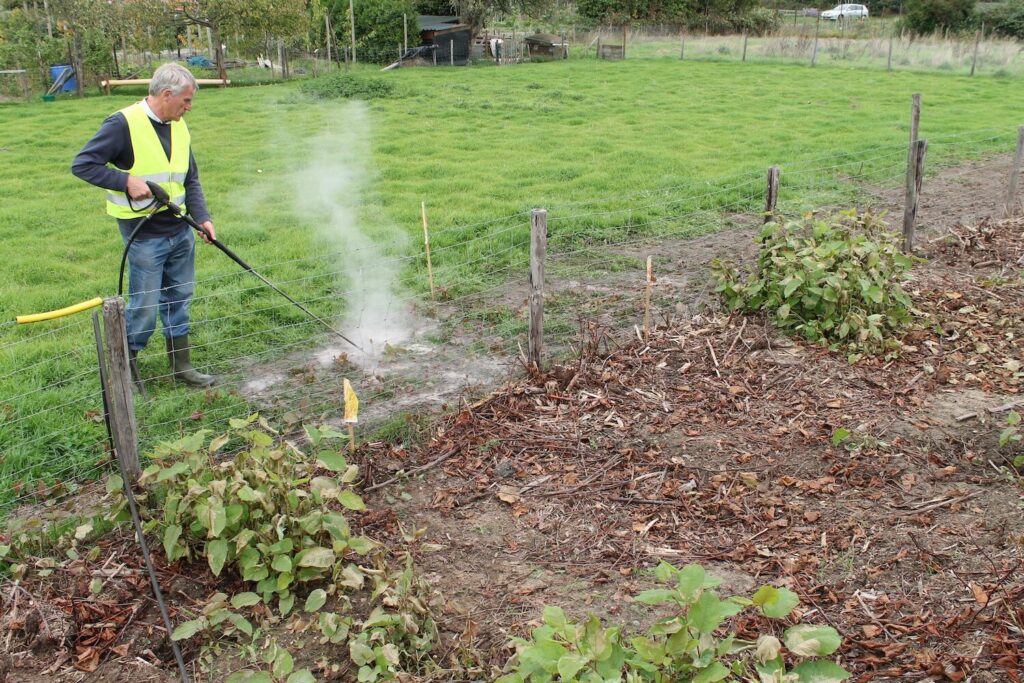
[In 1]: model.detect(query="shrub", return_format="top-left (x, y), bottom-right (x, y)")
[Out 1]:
top-left (978, 1), bottom-right (1024, 40)
top-left (711, 212), bottom-right (915, 359)
top-left (900, 0), bottom-right (976, 35)
top-left (300, 72), bottom-right (399, 99)
top-left (496, 561), bottom-right (850, 682)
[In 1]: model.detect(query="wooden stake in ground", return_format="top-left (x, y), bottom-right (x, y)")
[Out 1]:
top-left (679, 31), bottom-right (685, 60)
top-left (343, 378), bottom-right (359, 453)
top-left (421, 201), bottom-right (435, 300)
top-left (642, 256), bottom-right (653, 339)
top-left (970, 27), bottom-right (981, 77)
top-left (742, 31), bottom-right (748, 62)
top-left (529, 209), bottom-right (547, 372)
top-left (811, 13), bottom-right (820, 67)
top-left (902, 93), bottom-right (922, 252)
top-left (887, 26), bottom-right (894, 71)
top-left (764, 166), bottom-right (780, 224)
top-left (1006, 125), bottom-right (1024, 218)
top-left (101, 298), bottom-right (141, 483)
top-left (903, 138), bottom-right (928, 254)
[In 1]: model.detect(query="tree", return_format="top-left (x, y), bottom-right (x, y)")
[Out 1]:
top-left (179, 0), bottom-right (319, 78)
top-left (901, 0), bottom-right (976, 34)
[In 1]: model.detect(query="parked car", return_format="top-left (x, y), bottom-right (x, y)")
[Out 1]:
top-left (821, 3), bottom-right (869, 20)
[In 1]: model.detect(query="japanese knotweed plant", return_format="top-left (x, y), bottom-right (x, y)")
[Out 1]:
top-left (712, 211), bottom-right (914, 361)
top-left (105, 415), bottom-right (437, 681)
top-left (497, 562), bottom-right (850, 683)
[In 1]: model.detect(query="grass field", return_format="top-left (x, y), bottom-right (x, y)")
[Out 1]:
top-left (1, 56), bottom-right (1023, 511)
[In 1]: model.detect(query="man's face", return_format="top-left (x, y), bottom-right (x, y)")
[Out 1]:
top-left (157, 85), bottom-right (194, 122)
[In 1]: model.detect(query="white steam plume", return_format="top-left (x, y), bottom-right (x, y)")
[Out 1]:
top-left (293, 101), bottom-right (411, 361)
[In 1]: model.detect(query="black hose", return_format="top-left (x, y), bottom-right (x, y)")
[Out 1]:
top-left (117, 192), bottom-right (162, 297)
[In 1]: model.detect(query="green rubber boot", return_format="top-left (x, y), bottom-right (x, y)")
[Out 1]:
top-left (166, 335), bottom-right (215, 387)
top-left (128, 348), bottom-right (146, 396)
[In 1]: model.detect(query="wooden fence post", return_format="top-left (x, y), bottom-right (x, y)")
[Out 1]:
top-left (643, 256), bottom-right (653, 339)
top-left (970, 28), bottom-right (981, 77)
top-left (811, 14), bottom-right (820, 67)
top-left (679, 31), bottom-right (685, 60)
top-left (887, 28), bottom-right (894, 71)
top-left (742, 31), bottom-right (748, 62)
top-left (102, 297), bottom-right (141, 483)
top-left (529, 209), bottom-right (547, 372)
top-left (421, 201), bottom-right (435, 300)
top-left (1006, 125), bottom-right (1024, 217)
top-left (902, 93), bottom-right (922, 252)
top-left (765, 166), bottom-right (780, 224)
top-left (903, 139), bottom-right (927, 254)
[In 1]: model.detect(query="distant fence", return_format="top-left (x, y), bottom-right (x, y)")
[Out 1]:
top-left (1, 121), bottom-right (1021, 518)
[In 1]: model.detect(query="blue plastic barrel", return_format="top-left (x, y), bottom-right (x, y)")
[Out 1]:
top-left (48, 65), bottom-right (77, 93)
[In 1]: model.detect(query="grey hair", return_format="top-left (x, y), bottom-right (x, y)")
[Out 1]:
top-left (149, 63), bottom-right (198, 96)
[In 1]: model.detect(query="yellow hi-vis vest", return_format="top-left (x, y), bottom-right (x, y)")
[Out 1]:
top-left (105, 102), bottom-right (190, 219)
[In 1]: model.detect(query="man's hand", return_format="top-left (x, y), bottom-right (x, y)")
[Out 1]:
top-left (126, 175), bottom-right (152, 201)
top-left (199, 221), bottom-right (216, 244)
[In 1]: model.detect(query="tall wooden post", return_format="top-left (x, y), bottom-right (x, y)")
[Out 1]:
top-left (622, 25), bottom-right (627, 59)
top-left (348, 0), bottom-right (357, 64)
top-left (764, 166), bottom-right (780, 224)
top-left (970, 27), bottom-right (981, 77)
top-left (452, 40), bottom-right (456, 66)
top-left (642, 256), bottom-right (653, 339)
top-left (903, 139), bottom-right (927, 254)
top-left (902, 93), bottom-right (922, 252)
top-left (742, 31), bottom-right (749, 62)
top-left (1005, 125), bottom-right (1024, 217)
top-left (101, 298), bottom-right (141, 483)
top-left (811, 13), bottom-right (820, 67)
top-left (528, 209), bottom-right (547, 372)
top-left (325, 13), bottom-right (333, 65)
top-left (680, 31), bottom-right (685, 60)
top-left (421, 202), bottom-right (435, 299)
top-left (887, 27), bottom-right (894, 71)
top-left (403, 13), bottom-right (408, 52)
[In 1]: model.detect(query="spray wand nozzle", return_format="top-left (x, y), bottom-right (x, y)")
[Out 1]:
top-left (140, 182), bottom-right (364, 353)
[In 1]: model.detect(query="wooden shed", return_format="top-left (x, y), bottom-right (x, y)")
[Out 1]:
top-left (525, 33), bottom-right (568, 60)
top-left (418, 15), bottom-right (472, 66)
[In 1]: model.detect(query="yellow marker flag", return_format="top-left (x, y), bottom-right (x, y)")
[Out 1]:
top-left (343, 379), bottom-right (359, 424)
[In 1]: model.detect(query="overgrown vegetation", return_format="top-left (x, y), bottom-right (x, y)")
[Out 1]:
top-left (497, 561), bottom-right (849, 682)
top-left (299, 71), bottom-right (401, 99)
top-left (711, 212), bottom-right (915, 360)
top-left (102, 417), bottom-right (437, 680)
top-left (900, 0), bottom-right (977, 34)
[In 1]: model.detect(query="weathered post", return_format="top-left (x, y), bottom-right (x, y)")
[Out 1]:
top-left (643, 256), bottom-right (653, 339)
top-left (403, 13), bottom-right (408, 52)
top-left (903, 139), bottom-right (927, 254)
top-left (529, 209), bottom-right (547, 371)
top-left (680, 31), bottom-right (685, 60)
top-left (348, 0), bottom-right (357, 63)
top-left (421, 201), bottom-right (435, 300)
top-left (902, 93), bottom-right (922, 252)
top-left (811, 13), bottom-right (820, 66)
top-left (765, 166), bottom-right (781, 224)
top-left (887, 26), bottom-right (894, 71)
top-left (742, 30), bottom-right (749, 62)
top-left (325, 13), bottom-right (333, 65)
top-left (970, 27), bottom-right (981, 77)
top-left (1005, 125), bottom-right (1024, 217)
top-left (101, 297), bottom-right (141, 483)
top-left (622, 25), bottom-right (627, 59)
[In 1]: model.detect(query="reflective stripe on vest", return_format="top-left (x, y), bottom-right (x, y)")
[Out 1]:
top-left (105, 102), bottom-right (190, 219)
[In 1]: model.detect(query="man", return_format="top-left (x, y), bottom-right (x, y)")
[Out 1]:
top-left (72, 62), bottom-right (215, 388)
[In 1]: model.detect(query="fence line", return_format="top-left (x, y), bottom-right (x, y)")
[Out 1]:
top-left (2, 130), bottom-right (1022, 516)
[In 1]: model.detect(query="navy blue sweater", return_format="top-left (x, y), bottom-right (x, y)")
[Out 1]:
top-left (72, 111), bottom-right (212, 239)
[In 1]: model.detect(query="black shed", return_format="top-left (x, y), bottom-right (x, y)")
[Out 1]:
top-left (525, 33), bottom-right (568, 60)
top-left (418, 15), bottom-right (472, 65)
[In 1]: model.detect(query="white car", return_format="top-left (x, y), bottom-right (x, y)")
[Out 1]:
top-left (821, 4), bottom-right (869, 20)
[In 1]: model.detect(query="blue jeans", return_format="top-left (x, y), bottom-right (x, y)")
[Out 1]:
top-left (121, 228), bottom-right (195, 351)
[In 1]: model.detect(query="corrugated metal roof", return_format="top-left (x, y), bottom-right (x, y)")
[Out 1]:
top-left (417, 15), bottom-right (462, 31)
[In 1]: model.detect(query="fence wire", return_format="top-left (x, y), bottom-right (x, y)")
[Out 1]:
top-left (1, 131), bottom-right (1020, 517)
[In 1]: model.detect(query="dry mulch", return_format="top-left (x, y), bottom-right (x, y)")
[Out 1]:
top-left (363, 216), bottom-right (1024, 681)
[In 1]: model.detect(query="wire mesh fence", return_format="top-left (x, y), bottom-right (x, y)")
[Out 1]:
top-left (1, 127), bottom-right (1020, 517)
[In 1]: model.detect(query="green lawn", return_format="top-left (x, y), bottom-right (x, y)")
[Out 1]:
top-left (1, 57), bottom-right (1022, 511)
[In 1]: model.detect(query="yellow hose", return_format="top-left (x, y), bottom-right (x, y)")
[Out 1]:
top-left (16, 297), bottom-right (104, 324)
